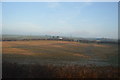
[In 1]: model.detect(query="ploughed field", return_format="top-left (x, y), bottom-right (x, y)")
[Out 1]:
top-left (2, 40), bottom-right (118, 66)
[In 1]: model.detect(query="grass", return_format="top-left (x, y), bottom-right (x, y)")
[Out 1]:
top-left (2, 40), bottom-right (118, 66)
top-left (2, 40), bottom-right (119, 78)
top-left (2, 61), bottom-right (119, 78)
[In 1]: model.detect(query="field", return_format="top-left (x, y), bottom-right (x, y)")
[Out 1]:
top-left (2, 40), bottom-right (119, 78)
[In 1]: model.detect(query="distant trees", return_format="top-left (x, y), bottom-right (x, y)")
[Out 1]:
top-left (2, 36), bottom-right (118, 44)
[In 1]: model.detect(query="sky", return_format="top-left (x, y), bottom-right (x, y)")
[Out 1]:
top-left (2, 2), bottom-right (118, 39)
top-left (0, 3), bottom-right (2, 35)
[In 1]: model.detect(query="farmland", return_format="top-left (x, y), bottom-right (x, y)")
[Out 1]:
top-left (3, 40), bottom-right (118, 66)
top-left (2, 40), bottom-right (119, 78)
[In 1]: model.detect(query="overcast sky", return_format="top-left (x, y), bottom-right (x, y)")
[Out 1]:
top-left (2, 2), bottom-right (118, 39)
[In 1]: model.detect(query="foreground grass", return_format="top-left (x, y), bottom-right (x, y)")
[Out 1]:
top-left (3, 61), bottom-right (119, 78)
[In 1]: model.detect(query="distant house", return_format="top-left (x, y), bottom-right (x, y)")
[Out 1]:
top-left (96, 40), bottom-right (101, 42)
top-left (59, 37), bottom-right (63, 40)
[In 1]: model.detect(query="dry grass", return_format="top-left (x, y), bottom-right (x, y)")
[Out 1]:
top-left (92, 44), bottom-right (110, 48)
top-left (2, 61), bottom-right (119, 78)
top-left (2, 40), bottom-right (118, 65)
top-left (2, 40), bottom-right (92, 57)
top-left (3, 48), bottom-right (33, 55)
top-left (2, 40), bottom-right (110, 48)
top-left (2, 40), bottom-right (119, 78)
top-left (73, 53), bottom-right (90, 58)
